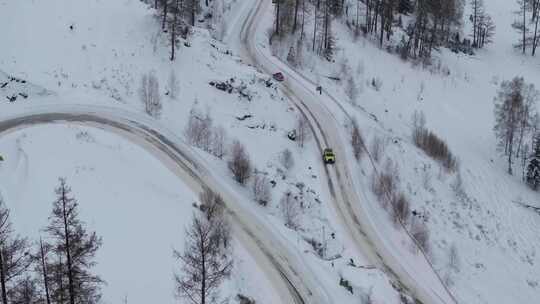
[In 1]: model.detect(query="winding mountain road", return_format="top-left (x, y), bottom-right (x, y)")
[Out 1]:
top-left (0, 106), bottom-right (324, 304)
top-left (232, 1), bottom-right (459, 304)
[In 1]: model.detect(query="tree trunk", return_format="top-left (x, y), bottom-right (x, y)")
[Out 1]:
top-left (171, 0), bottom-right (179, 61)
top-left (324, 1), bottom-right (329, 49)
top-left (523, 2), bottom-right (527, 54)
top-left (276, 0), bottom-right (280, 35)
top-left (313, 1), bottom-right (318, 51)
top-left (40, 239), bottom-right (51, 304)
top-left (293, 0), bottom-right (300, 32)
top-left (379, 1), bottom-right (385, 47)
top-left (0, 249), bottom-right (8, 304)
top-left (162, 1), bottom-right (168, 30)
top-left (533, 7), bottom-right (540, 56)
top-left (191, 0), bottom-right (196, 26)
top-left (62, 192), bottom-right (75, 304)
top-left (200, 234), bottom-right (206, 304)
top-left (473, 0), bottom-right (477, 46)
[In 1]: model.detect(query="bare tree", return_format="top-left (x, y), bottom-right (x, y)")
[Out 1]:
top-left (371, 159), bottom-right (399, 208)
top-left (198, 188), bottom-right (231, 250)
top-left (350, 118), bottom-right (365, 161)
top-left (0, 199), bottom-right (32, 304)
top-left (345, 76), bottom-right (358, 104)
top-left (185, 107), bottom-right (213, 152)
top-left (228, 140), bottom-right (252, 185)
top-left (448, 244), bottom-right (460, 273)
top-left (296, 115), bottom-right (311, 148)
top-left (174, 207), bottom-right (232, 304)
top-left (280, 149), bottom-right (295, 171)
top-left (211, 126), bottom-right (227, 159)
top-left (411, 219), bottom-right (430, 255)
top-left (139, 72), bottom-right (162, 118)
top-left (9, 275), bottom-right (40, 304)
top-left (280, 190), bottom-right (300, 230)
top-left (391, 192), bottom-right (410, 225)
top-left (494, 77), bottom-right (530, 174)
top-left (369, 135), bottom-right (385, 163)
top-left (45, 178), bottom-right (103, 304)
top-left (252, 174), bottom-right (272, 206)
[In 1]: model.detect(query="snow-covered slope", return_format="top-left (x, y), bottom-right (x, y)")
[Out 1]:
top-left (0, 0), bottom-right (406, 303)
top-left (261, 0), bottom-right (540, 303)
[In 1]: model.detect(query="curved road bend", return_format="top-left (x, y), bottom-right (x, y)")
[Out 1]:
top-left (0, 107), bottom-right (333, 304)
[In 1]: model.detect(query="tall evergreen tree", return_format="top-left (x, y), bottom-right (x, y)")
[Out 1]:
top-left (526, 134), bottom-right (540, 189)
top-left (45, 178), bottom-right (103, 304)
top-left (0, 200), bottom-right (32, 304)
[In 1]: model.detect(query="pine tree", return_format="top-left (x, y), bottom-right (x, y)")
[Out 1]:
top-left (526, 134), bottom-right (540, 189)
top-left (174, 190), bottom-right (232, 304)
top-left (45, 178), bottom-right (103, 304)
top-left (513, 0), bottom-right (531, 53)
top-left (0, 200), bottom-right (32, 304)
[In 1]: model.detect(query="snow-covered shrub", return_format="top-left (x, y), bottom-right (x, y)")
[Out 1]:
top-left (345, 76), bottom-right (358, 104)
top-left (280, 190), bottom-right (300, 230)
top-left (280, 148), bottom-right (295, 171)
top-left (411, 220), bottom-right (430, 255)
top-left (413, 127), bottom-right (458, 172)
top-left (211, 125), bottom-right (228, 159)
top-left (350, 119), bottom-right (365, 161)
top-left (252, 174), bottom-right (271, 206)
top-left (371, 159), bottom-right (399, 208)
top-left (369, 135), bottom-right (385, 163)
top-left (228, 140), bottom-right (252, 185)
top-left (185, 108), bottom-right (213, 151)
top-left (139, 71), bottom-right (162, 118)
top-left (391, 192), bottom-right (410, 225)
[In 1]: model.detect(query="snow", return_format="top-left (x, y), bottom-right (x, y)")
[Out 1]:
top-left (3, 0), bottom-right (538, 303)
top-left (0, 124), bottom-right (195, 303)
top-left (259, 0), bottom-right (540, 303)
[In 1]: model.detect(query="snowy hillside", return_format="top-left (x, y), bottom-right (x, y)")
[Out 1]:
top-left (0, 0), bottom-right (405, 303)
top-left (2, 0), bottom-right (540, 303)
top-left (262, 0), bottom-right (540, 303)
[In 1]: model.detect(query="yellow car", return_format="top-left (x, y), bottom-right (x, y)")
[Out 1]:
top-left (323, 148), bottom-right (336, 164)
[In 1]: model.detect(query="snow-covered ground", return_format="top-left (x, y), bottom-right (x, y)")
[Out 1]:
top-left (4, 0), bottom-right (538, 303)
top-left (0, 124), bottom-right (278, 304)
top-left (0, 0), bottom-right (406, 303)
top-left (262, 0), bottom-right (540, 303)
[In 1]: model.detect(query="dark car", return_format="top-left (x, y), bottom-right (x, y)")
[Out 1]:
top-left (273, 72), bottom-right (285, 82)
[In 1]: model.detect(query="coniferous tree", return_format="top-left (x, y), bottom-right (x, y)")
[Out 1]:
top-left (45, 178), bottom-right (103, 304)
top-left (526, 134), bottom-right (540, 189)
top-left (34, 238), bottom-right (51, 304)
top-left (513, 0), bottom-right (531, 53)
top-left (0, 200), bottom-right (32, 304)
top-left (174, 190), bottom-right (232, 304)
